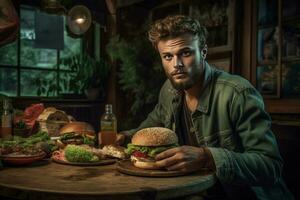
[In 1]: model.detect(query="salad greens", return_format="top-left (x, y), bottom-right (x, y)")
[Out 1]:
top-left (64, 145), bottom-right (99, 162)
top-left (0, 131), bottom-right (57, 153)
top-left (60, 132), bottom-right (95, 146)
top-left (126, 143), bottom-right (178, 157)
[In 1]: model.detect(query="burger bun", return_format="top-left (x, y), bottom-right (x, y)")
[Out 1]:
top-left (59, 121), bottom-right (95, 137)
top-left (57, 122), bottom-right (95, 148)
top-left (132, 127), bottom-right (178, 146)
top-left (131, 155), bottom-right (161, 170)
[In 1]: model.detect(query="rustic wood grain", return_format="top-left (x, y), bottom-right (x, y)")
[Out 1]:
top-left (0, 159), bottom-right (216, 200)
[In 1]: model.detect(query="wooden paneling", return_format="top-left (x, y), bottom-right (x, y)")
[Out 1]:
top-left (272, 123), bottom-right (300, 199)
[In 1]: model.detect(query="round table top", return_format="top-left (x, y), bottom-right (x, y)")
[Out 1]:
top-left (0, 160), bottom-right (216, 200)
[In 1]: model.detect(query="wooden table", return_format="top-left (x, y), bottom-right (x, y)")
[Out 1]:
top-left (0, 160), bottom-right (216, 200)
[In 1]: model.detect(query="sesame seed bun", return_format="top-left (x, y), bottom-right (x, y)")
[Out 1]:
top-left (132, 127), bottom-right (178, 146)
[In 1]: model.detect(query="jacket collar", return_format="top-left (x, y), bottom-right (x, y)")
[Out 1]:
top-left (196, 62), bottom-right (214, 114)
top-left (169, 62), bottom-right (215, 114)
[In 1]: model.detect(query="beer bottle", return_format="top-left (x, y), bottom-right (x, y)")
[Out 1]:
top-left (99, 104), bottom-right (117, 147)
top-left (1, 99), bottom-right (13, 140)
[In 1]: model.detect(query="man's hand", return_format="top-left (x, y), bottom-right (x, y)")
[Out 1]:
top-left (155, 146), bottom-right (215, 173)
top-left (116, 133), bottom-right (126, 146)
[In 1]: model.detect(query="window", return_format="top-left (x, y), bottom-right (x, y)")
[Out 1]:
top-left (0, 5), bottom-right (82, 97)
top-left (189, 0), bottom-right (235, 53)
top-left (252, 0), bottom-right (300, 113)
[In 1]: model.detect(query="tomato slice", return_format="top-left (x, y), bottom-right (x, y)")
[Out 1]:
top-left (132, 151), bottom-right (148, 158)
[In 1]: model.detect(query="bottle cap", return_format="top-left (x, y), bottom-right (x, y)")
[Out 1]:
top-left (105, 104), bottom-right (113, 112)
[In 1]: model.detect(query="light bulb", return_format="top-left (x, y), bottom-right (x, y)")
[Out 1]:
top-left (75, 17), bottom-right (86, 24)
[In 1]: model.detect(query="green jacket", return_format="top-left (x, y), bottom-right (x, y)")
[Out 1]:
top-left (125, 64), bottom-right (293, 200)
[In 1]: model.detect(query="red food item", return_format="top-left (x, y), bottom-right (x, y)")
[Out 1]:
top-left (132, 151), bottom-right (148, 158)
top-left (13, 115), bottom-right (24, 125)
top-left (23, 103), bottom-right (44, 128)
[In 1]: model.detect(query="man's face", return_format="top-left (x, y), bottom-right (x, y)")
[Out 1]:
top-left (157, 33), bottom-right (204, 90)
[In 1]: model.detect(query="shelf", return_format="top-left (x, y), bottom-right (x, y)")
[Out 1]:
top-left (282, 57), bottom-right (300, 63)
top-left (265, 99), bottom-right (300, 113)
top-left (282, 15), bottom-right (300, 23)
top-left (257, 61), bottom-right (278, 66)
top-left (12, 97), bottom-right (104, 103)
top-left (272, 120), bottom-right (300, 127)
top-left (257, 23), bottom-right (278, 29)
top-left (40, 98), bottom-right (104, 103)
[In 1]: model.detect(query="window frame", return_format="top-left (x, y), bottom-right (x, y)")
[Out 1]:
top-left (0, 3), bottom-right (85, 99)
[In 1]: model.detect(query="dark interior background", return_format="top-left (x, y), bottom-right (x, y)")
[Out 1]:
top-left (0, 0), bottom-right (299, 198)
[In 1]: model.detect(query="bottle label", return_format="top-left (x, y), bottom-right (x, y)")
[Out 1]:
top-left (1, 115), bottom-right (12, 128)
top-left (101, 121), bottom-right (117, 131)
top-left (98, 131), bottom-right (117, 147)
top-left (1, 115), bottom-right (12, 139)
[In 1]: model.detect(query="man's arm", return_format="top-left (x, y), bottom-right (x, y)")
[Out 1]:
top-left (0, 0), bottom-right (19, 46)
top-left (155, 86), bottom-right (283, 187)
top-left (209, 87), bottom-right (283, 186)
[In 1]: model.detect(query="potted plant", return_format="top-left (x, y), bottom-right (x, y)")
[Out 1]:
top-left (35, 53), bottom-right (110, 100)
top-left (60, 53), bottom-right (109, 99)
top-left (80, 55), bottom-right (110, 100)
top-left (106, 34), bottom-right (165, 129)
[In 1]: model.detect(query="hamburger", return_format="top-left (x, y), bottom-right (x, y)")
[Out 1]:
top-left (126, 127), bottom-right (179, 169)
top-left (56, 122), bottom-right (96, 148)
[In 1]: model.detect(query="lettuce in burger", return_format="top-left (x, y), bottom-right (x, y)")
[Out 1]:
top-left (126, 127), bottom-right (178, 169)
top-left (57, 122), bottom-right (96, 148)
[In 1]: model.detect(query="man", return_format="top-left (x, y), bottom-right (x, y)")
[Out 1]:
top-left (117, 15), bottom-right (293, 199)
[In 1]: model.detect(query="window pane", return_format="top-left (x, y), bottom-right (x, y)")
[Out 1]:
top-left (60, 18), bottom-right (82, 70)
top-left (0, 68), bottom-right (17, 96)
top-left (257, 0), bottom-right (278, 26)
top-left (59, 72), bottom-right (83, 94)
top-left (190, 0), bottom-right (229, 47)
top-left (0, 41), bottom-right (18, 66)
top-left (20, 5), bottom-right (57, 69)
top-left (256, 65), bottom-right (278, 96)
top-left (20, 39), bottom-right (58, 68)
top-left (20, 69), bottom-right (57, 97)
top-left (282, 62), bottom-right (300, 98)
top-left (282, 22), bottom-right (300, 60)
top-left (257, 27), bottom-right (279, 64)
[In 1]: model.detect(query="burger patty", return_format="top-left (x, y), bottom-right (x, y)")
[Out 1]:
top-left (62, 138), bottom-right (84, 145)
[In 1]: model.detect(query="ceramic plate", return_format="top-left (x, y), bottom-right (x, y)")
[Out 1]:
top-left (116, 160), bottom-right (191, 177)
top-left (52, 156), bottom-right (116, 166)
top-left (0, 152), bottom-right (47, 165)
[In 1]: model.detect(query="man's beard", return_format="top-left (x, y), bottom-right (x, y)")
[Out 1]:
top-left (167, 66), bottom-right (202, 90)
top-left (169, 76), bottom-right (195, 90)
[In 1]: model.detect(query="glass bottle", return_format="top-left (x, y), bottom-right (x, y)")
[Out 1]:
top-left (99, 104), bottom-right (117, 147)
top-left (1, 99), bottom-right (13, 140)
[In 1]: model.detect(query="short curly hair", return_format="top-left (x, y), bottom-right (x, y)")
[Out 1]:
top-left (148, 15), bottom-right (208, 49)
